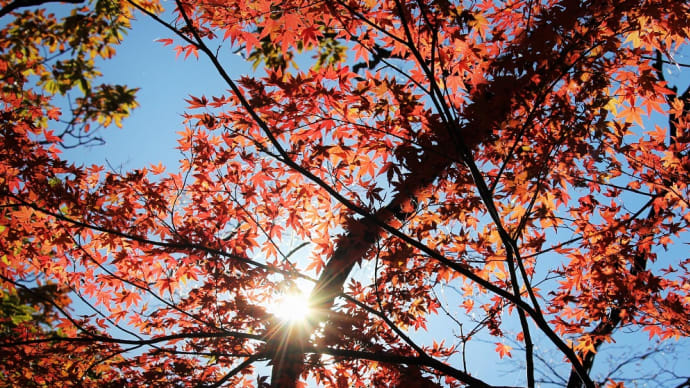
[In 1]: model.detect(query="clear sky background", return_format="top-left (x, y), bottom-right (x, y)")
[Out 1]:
top-left (62, 9), bottom-right (244, 170)
top-left (52, 5), bottom-right (690, 387)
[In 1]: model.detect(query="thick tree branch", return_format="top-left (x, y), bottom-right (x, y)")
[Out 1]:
top-left (0, 0), bottom-right (83, 18)
top-left (0, 330), bottom-right (264, 348)
top-left (311, 347), bottom-right (518, 388)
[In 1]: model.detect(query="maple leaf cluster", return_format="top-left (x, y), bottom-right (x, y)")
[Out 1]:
top-left (1, 0), bottom-right (689, 387)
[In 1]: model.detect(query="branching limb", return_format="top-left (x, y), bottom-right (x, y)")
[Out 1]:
top-left (0, 0), bottom-right (83, 18)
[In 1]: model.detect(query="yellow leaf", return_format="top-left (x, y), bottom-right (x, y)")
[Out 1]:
top-left (624, 31), bottom-right (642, 48)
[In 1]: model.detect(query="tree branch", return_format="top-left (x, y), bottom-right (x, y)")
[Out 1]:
top-left (0, 0), bottom-right (83, 18)
top-left (0, 330), bottom-right (263, 348)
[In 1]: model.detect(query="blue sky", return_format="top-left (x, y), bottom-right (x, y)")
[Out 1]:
top-left (62, 11), bottom-right (242, 170)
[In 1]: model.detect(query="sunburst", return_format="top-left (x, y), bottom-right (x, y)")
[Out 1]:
top-left (267, 290), bottom-right (312, 323)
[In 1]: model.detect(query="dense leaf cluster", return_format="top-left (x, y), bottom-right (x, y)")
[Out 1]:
top-left (1, 0), bottom-right (689, 387)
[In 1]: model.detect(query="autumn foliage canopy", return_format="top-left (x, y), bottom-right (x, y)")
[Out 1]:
top-left (1, 0), bottom-right (689, 386)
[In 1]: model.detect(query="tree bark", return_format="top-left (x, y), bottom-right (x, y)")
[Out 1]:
top-left (0, 0), bottom-right (84, 18)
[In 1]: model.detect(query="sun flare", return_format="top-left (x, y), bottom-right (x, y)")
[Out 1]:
top-left (268, 291), bottom-right (312, 322)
